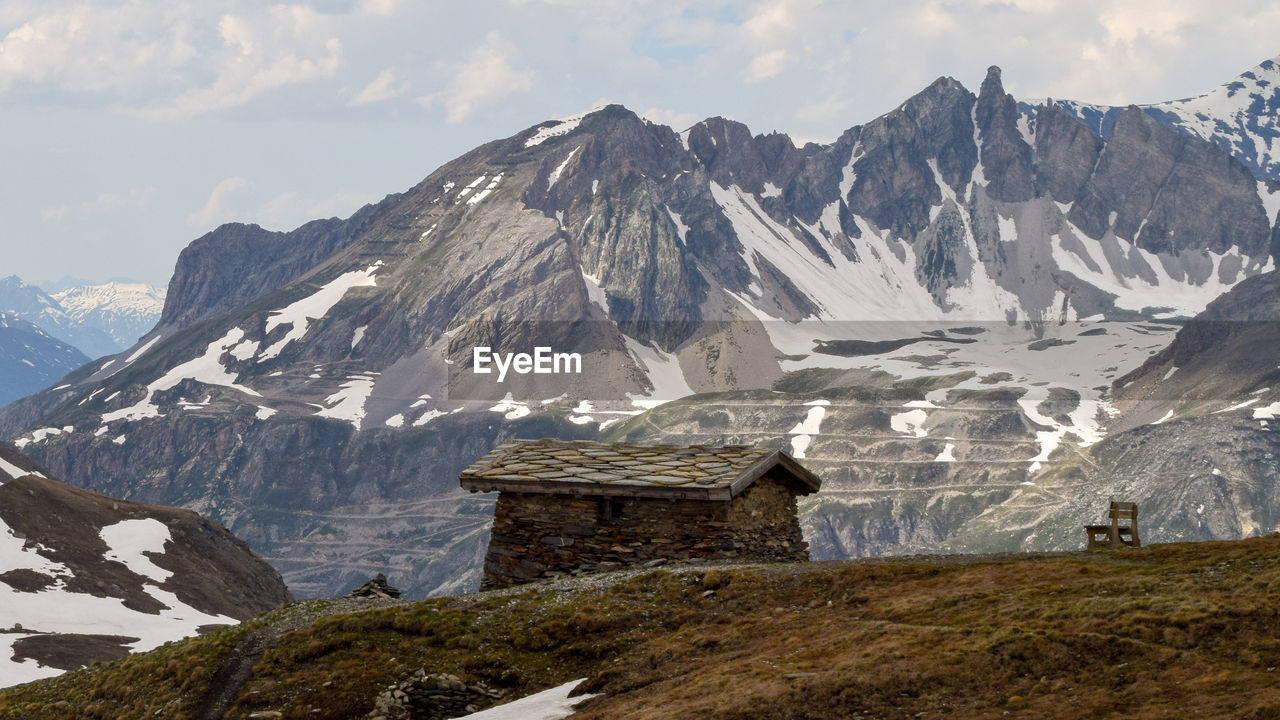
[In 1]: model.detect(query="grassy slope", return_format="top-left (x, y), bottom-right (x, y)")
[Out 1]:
top-left (4, 536), bottom-right (1280, 719)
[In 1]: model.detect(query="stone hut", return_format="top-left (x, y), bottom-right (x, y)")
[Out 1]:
top-left (459, 438), bottom-right (822, 588)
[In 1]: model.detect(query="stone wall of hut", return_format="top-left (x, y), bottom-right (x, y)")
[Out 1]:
top-left (480, 473), bottom-right (809, 589)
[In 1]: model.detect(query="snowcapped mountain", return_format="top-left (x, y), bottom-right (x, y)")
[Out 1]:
top-left (0, 276), bottom-right (162, 359)
top-left (0, 440), bottom-right (290, 688)
top-left (0, 313), bottom-right (88, 409)
top-left (1043, 55), bottom-right (1280, 187)
top-left (50, 282), bottom-right (166, 355)
top-left (5, 59), bottom-right (1280, 597)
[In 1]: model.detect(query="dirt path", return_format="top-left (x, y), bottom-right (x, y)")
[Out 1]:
top-left (192, 597), bottom-right (407, 720)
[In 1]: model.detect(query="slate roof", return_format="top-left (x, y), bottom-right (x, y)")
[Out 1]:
top-left (459, 438), bottom-right (821, 501)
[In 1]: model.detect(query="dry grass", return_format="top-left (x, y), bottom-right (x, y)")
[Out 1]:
top-left (5, 537), bottom-right (1280, 719)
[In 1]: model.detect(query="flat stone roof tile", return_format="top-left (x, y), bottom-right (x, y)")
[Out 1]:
top-left (459, 438), bottom-right (821, 498)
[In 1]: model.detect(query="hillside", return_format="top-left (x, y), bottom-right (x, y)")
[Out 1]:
top-left (3, 536), bottom-right (1280, 719)
top-left (0, 313), bottom-right (88, 409)
top-left (0, 441), bottom-right (292, 687)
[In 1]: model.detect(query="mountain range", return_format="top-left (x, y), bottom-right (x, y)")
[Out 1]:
top-left (5, 55), bottom-right (1280, 598)
top-left (0, 276), bottom-right (166, 361)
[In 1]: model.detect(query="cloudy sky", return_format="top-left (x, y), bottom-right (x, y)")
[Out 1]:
top-left (3, 0), bottom-right (1280, 287)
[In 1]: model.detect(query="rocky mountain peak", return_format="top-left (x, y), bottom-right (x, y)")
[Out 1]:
top-left (975, 63), bottom-right (1034, 202)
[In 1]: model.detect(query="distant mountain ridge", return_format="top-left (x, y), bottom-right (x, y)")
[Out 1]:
top-left (52, 282), bottom-right (167, 354)
top-left (0, 312), bottom-right (87, 409)
top-left (6, 56), bottom-right (1280, 597)
top-left (0, 276), bottom-right (165, 359)
top-left (1034, 54), bottom-right (1280, 186)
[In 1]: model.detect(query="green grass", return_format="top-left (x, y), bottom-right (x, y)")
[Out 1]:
top-left (6, 536), bottom-right (1280, 719)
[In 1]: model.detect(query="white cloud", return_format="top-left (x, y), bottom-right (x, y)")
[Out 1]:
top-left (418, 32), bottom-right (535, 124)
top-left (0, 3), bottom-right (351, 120)
top-left (251, 188), bottom-right (379, 231)
top-left (0, 4), bottom-right (195, 95)
top-left (136, 8), bottom-right (344, 121)
top-left (188, 177), bottom-right (249, 230)
top-left (641, 106), bottom-right (700, 131)
top-left (746, 49), bottom-right (787, 82)
top-left (359, 0), bottom-right (405, 16)
top-left (349, 67), bottom-right (404, 106)
top-left (40, 187), bottom-right (156, 223)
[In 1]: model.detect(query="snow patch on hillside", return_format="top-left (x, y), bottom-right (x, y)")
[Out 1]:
top-left (0, 455), bottom-right (43, 481)
top-left (787, 400), bottom-right (829, 459)
top-left (524, 107), bottom-right (602, 147)
top-left (100, 518), bottom-right (173, 583)
top-left (624, 337), bottom-right (694, 409)
top-left (260, 264), bottom-right (381, 361)
top-left (101, 328), bottom-right (260, 424)
top-left (0, 515), bottom-right (236, 689)
top-left (891, 408), bottom-right (929, 438)
top-left (547, 146), bottom-right (580, 188)
top-left (454, 678), bottom-right (595, 719)
top-left (711, 182), bottom-right (940, 323)
top-left (316, 374), bottom-right (378, 430)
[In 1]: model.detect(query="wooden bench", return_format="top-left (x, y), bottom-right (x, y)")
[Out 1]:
top-left (1085, 502), bottom-right (1140, 549)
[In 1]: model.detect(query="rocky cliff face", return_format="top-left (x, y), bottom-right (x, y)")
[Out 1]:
top-left (1050, 54), bottom-right (1280, 185)
top-left (6, 58), bottom-right (1280, 598)
top-left (0, 440), bottom-right (291, 687)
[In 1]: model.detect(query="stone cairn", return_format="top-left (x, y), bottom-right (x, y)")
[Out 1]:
top-left (346, 573), bottom-right (402, 599)
top-left (367, 670), bottom-right (504, 720)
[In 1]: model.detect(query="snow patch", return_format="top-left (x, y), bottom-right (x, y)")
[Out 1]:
top-left (935, 443), bottom-right (956, 462)
top-left (581, 270), bottom-right (610, 316)
top-left (453, 678), bottom-right (596, 720)
top-left (125, 335), bottom-right (162, 365)
top-left (351, 325), bottom-right (368, 349)
top-left (786, 400), bottom-right (829, 459)
top-left (456, 175), bottom-right (486, 200)
top-left (665, 207), bottom-right (690, 245)
top-left (1215, 398), bottom-right (1258, 413)
top-left (1253, 402), bottom-right (1280, 420)
top-left (466, 173), bottom-right (503, 206)
top-left (259, 264), bottom-right (380, 361)
top-left (100, 519), bottom-right (173, 584)
top-left (102, 328), bottom-right (260, 424)
top-left (547, 146), bottom-right (581, 189)
top-left (0, 515), bottom-right (236, 689)
top-left (489, 393), bottom-right (531, 420)
top-left (996, 213), bottom-right (1017, 243)
top-left (315, 374), bottom-right (378, 430)
top-left (890, 409), bottom-right (928, 438)
top-left (524, 106), bottom-right (601, 147)
top-left (623, 337), bottom-right (694, 409)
